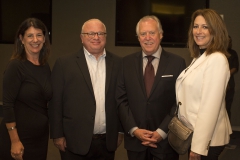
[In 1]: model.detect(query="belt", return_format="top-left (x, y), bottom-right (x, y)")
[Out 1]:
top-left (92, 134), bottom-right (106, 139)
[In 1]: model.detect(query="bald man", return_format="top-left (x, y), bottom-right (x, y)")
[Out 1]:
top-left (49, 19), bottom-right (123, 160)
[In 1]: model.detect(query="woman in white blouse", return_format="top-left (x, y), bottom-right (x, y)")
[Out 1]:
top-left (175, 9), bottom-right (232, 160)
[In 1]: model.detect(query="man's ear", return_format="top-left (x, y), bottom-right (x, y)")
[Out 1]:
top-left (80, 34), bottom-right (83, 43)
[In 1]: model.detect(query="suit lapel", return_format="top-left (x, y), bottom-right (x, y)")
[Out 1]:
top-left (105, 52), bottom-right (113, 94)
top-left (176, 53), bottom-right (208, 90)
top-left (135, 50), bottom-right (170, 98)
top-left (134, 52), bottom-right (146, 96)
top-left (149, 50), bottom-right (169, 97)
top-left (75, 49), bottom-right (95, 97)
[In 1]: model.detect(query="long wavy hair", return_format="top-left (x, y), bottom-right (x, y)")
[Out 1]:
top-left (188, 9), bottom-right (229, 58)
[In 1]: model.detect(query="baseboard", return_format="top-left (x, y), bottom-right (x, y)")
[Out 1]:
top-left (232, 126), bottom-right (240, 131)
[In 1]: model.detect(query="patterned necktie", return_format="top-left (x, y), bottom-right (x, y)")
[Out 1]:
top-left (144, 56), bottom-right (155, 98)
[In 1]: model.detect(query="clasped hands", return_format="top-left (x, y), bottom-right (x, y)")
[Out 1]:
top-left (133, 129), bottom-right (162, 148)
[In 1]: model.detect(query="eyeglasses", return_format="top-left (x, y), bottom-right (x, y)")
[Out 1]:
top-left (138, 31), bottom-right (156, 38)
top-left (81, 32), bottom-right (107, 38)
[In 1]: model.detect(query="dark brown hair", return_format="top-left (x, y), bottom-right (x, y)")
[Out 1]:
top-left (188, 9), bottom-right (229, 58)
top-left (11, 18), bottom-right (50, 65)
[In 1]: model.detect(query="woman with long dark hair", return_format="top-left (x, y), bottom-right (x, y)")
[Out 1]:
top-left (0, 18), bottom-right (52, 160)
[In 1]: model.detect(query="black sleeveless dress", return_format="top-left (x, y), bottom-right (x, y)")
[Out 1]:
top-left (0, 59), bottom-right (52, 160)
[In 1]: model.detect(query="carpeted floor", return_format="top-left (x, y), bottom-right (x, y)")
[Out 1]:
top-left (229, 131), bottom-right (240, 146)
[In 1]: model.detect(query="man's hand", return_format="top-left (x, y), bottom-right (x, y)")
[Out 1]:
top-left (53, 137), bottom-right (67, 152)
top-left (189, 151), bottom-right (201, 160)
top-left (117, 133), bottom-right (124, 147)
top-left (141, 131), bottom-right (162, 148)
top-left (133, 129), bottom-right (156, 143)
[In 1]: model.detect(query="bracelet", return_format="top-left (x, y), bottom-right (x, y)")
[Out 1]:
top-left (7, 126), bottom-right (17, 131)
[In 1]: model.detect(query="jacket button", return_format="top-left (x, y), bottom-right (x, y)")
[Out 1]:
top-left (179, 102), bottom-right (182, 105)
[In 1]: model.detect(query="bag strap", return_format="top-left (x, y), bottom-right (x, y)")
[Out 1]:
top-left (174, 102), bottom-right (181, 116)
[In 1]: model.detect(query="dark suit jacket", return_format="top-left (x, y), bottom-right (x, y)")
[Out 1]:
top-left (49, 49), bottom-right (122, 155)
top-left (116, 49), bottom-right (186, 153)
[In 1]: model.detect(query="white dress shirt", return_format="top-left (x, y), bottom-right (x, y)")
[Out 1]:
top-left (84, 47), bottom-right (106, 134)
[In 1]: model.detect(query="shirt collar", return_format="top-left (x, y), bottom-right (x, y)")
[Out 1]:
top-left (83, 47), bottom-right (106, 58)
top-left (142, 45), bottom-right (162, 59)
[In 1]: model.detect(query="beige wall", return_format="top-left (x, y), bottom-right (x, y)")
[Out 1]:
top-left (0, 0), bottom-right (239, 125)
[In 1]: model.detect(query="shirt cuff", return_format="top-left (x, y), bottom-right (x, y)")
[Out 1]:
top-left (156, 128), bottom-right (167, 139)
top-left (129, 127), bottom-right (139, 137)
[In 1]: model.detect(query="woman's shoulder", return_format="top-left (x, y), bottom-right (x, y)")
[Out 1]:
top-left (7, 59), bottom-right (25, 66)
top-left (3, 59), bottom-right (27, 80)
top-left (206, 52), bottom-right (229, 67)
top-left (209, 52), bottom-right (228, 61)
top-left (5, 59), bottom-right (23, 70)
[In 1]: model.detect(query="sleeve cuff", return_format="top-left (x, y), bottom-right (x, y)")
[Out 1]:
top-left (156, 128), bottom-right (167, 139)
top-left (129, 127), bottom-right (139, 137)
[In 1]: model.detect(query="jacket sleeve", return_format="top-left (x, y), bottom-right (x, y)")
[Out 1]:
top-left (49, 58), bottom-right (65, 139)
top-left (116, 60), bottom-right (137, 133)
top-left (3, 60), bottom-right (22, 123)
